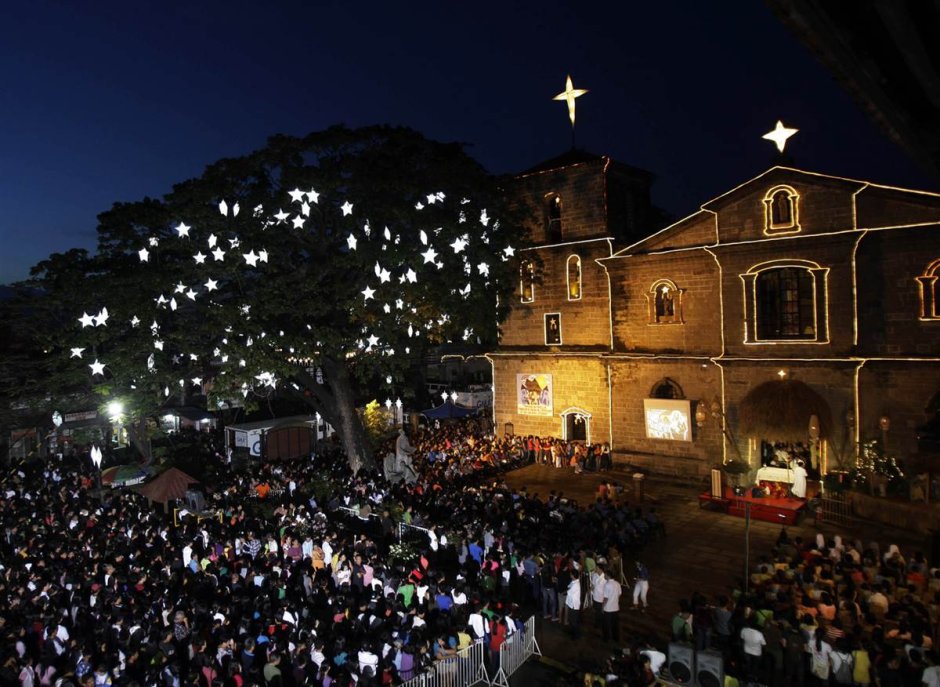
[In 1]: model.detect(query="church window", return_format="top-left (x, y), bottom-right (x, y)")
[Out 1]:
top-left (545, 193), bottom-right (563, 242)
top-left (519, 260), bottom-right (535, 303)
top-left (647, 279), bottom-right (683, 324)
top-left (741, 260), bottom-right (829, 343)
top-left (762, 185), bottom-right (800, 234)
top-left (567, 255), bottom-right (582, 300)
top-left (917, 259), bottom-right (940, 320)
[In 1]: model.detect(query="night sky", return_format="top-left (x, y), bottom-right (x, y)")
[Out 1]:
top-left (2, 0), bottom-right (935, 285)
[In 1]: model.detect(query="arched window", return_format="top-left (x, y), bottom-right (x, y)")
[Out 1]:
top-left (917, 259), bottom-right (940, 320)
top-left (740, 260), bottom-right (829, 343)
top-left (519, 260), bottom-right (535, 303)
top-left (567, 255), bottom-right (582, 300)
top-left (545, 193), bottom-right (562, 242)
top-left (650, 377), bottom-right (683, 399)
top-left (762, 185), bottom-right (800, 234)
top-left (646, 279), bottom-right (684, 324)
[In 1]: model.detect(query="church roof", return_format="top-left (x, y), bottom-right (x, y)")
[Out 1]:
top-left (518, 149), bottom-right (653, 179)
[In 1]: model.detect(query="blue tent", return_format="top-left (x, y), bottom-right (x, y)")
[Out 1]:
top-left (421, 400), bottom-right (479, 419)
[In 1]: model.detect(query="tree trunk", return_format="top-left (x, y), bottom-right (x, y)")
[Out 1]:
top-left (128, 417), bottom-right (153, 465)
top-left (319, 358), bottom-right (375, 473)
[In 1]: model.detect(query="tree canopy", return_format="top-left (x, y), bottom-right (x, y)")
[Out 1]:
top-left (30, 126), bottom-right (522, 470)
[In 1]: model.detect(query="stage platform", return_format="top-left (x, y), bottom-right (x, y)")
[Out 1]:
top-left (698, 486), bottom-right (806, 525)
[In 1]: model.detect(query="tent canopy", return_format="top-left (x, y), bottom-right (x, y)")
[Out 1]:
top-left (134, 467), bottom-right (199, 504)
top-left (738, 379), bottom-right (833, 442)
top-left (421, 400), bottom-right (479, 420)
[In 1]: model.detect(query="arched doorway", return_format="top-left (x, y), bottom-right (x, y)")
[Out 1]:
top-left (560, 407), bottom-right (592, 444)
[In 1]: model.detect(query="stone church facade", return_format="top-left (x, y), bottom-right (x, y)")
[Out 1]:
top-left (490, 153), bottom-right (940, 477)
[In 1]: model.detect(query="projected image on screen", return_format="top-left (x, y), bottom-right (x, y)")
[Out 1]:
top-left (643, 399), bottom-right (692, 441)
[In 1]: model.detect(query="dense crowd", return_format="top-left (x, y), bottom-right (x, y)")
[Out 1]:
top-left (662, 527), bottom-right (940, 686)
top-left (0, 419), bottom-right (662, 687)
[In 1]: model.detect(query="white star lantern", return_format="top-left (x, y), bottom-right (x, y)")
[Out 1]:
top-left (70, 347), bottom-right (85, 359)
top-left (346, 234), bottom-right (357, 251)
top-left (138, 248), bottom-right (150, 262)
top-left (89, 359), bottom-right (105, 376)
top-left (288, 189), bottom-right (305, 203)
top-left (450, 237), bottom-right (467, 253)
top-left (421, 247), bottom-right (438, 264)
top-left (212, 248), bottom-right (225, 262)
top-left (193, 252), bottom-right (206, 264)
top-left (362, 286), bottom-right (376, 301)
top-left (306, 189), bottom-right (319, 203)
top-left (78, 312), bottom-right (95, 328)
top-left (763, 120), bottom-right (799, 153)
top-left (553, 74), bottom-right (588, 126)
top-left (205, 278), bottom-right (218, 292)
top-left (341, 201), bottom-right (354, 216)
top-left (243, 250), bottom-right (259, 267)
top-left (175, 222), bottom-right (191, 238)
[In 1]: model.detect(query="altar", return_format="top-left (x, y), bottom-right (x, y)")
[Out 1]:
top-left (756, 465), bottom-right (794, 484)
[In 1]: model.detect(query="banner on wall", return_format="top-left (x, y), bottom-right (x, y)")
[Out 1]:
top-left (516, 374), bottom-right (553, 417)
top-left (643, 398), bottom-right (692, 441)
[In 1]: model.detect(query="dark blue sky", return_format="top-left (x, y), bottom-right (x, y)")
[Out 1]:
top-left (1, 0), bottom-right (934, 284)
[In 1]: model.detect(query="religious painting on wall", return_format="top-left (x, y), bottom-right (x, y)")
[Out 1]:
top-left (642, 398), bottom-right (692, 441)
top-left (517, 374), bottom-right (553, 417)
top-left (544, 312), bottom-right (562, 345)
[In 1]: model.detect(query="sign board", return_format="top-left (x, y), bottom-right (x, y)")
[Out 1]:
top-left (643, 398), bottom-right (692, 441)
top-left (516, 374), bottom-right (553, 417)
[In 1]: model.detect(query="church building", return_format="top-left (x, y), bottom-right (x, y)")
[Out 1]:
top-left (489, 152), bottom-right (940, 481)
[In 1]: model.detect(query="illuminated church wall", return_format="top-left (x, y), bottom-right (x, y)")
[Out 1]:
top-left (491, 158), bottom-right (940, 473)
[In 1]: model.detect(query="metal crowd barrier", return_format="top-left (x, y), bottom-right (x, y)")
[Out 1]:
top-left (490, 616), bottom-right (541, 687)
top-left (399, 521), bottom-right (434, 544)
top-left (399, 641), bottom-right (489, 687)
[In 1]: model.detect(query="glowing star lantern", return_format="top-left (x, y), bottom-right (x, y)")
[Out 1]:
top-left (193, 252), bottom-right (206, 264)
top-left (341, 201), bottom-right (354, 216)
top-left (89, 359), bottom-right (106, 376)
top-left (421, 247), bottom-right (438, 264)
top-left (175, 222), bottom-right (191, 238)
top-left (90, 445), bottom-right (103, 470)
top-left (70, 347), bottom-right (85, 358)
top-left (292, 216), bottom-right (305, 229)
top-left (306, 189), bottom-right (319, 203)
top-left (218, 200), bottom-right (228, 216)
top-left (346, 234), bottom-right (357, 251)
top-left (242, 250), bottom-right (259, 267)
top-left (553, 74), bottom-right (588, 127)
top-left (405, 268), bottom-right (417, 283)
top-left (208, 233), bottom-right (218, 248)
top-left (204, 278), bottom-right (218, 292)
top-left (78, 312), bottom-right (95, 328)
top-left (212, 248), bottom-right (225, 261)
top-left (93, 308), bottom-right (109, 327)
top-left (763, 120), bottom-right (799, 153)
top-left (288, 188), bottom-right (305, 203)
top-left (419, 230), bottom-right (428, 245)
top-left (450, 237), bottom-right (467, 253)
top-left (362, 286), bottom-right (376, 302)
top-left (503, 245), bottom-right (515, 258)
top-left (131, 316), bottom-right (141, 327)
top-left (274, 210), bottom-right (289, 223)
top-left (138, 248), bottom-right (150, 262)
top-left (148, 237), bottom-right (159, 247)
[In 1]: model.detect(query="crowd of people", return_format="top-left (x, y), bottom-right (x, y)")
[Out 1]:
top-left (662, 527), bottom-right (940, 686)
top-left (0, 418), bottom-right (664, 687)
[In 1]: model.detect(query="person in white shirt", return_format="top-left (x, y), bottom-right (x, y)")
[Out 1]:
top-left (565, 567), bottom-right (582, 639)
top-left (740, 618), bottom-right (766, 682)
top-left (602, 576), bottom-right (622, 643)
top-left (790, 460), bottom-right (808, 499)
top-left (591, 568), bottom-right (607, 628)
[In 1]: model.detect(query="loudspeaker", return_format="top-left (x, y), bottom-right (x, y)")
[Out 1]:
top-left (668, 642), bottom-right (694, 684)
top-left (695, 649), bottom-right (724, 687)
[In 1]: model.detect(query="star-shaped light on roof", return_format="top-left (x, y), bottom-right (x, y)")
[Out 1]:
top-left (89, 359), bottom-right (105, 376)
top-left (762, 120), bottom-right (799, 153)
top-left (450, 237), bottom-right (467, 253)
top-left (176, 222), bottom-right (191, 238)
top-left (366, 334), bottom-right (380, 349)
top-left (70, 347), bottom-right (85, 359)
top-left (288, 188), bottom-right (305, 203)
top-left (78, 312), bottom-right (95, 328)
top-left (212, 248), bottom-right (225, 261)
top-left (274, 210), bottom-right (289, 223)
top-left (193, 252), bottom-right (206, 264)
top-left (204, 278), bottom-right (218, 292)
top-left (243, 250), bottom-right (259, 267)
top-left (341, 201), bottom-right (353, 216)
top-left (553, 74), bottom-right (588, 126)
top-left (421, 247), bottom-right (438, 264)
top-left (503, 245), bottom-right (515, 258)
top-left (362, 285), bottom-right (376, 301)
top-left (347, 234), bottom-right (357, 251)
top-left (138, 248), bottom-right (149, 262)
top-left (191, 377), bottom-right (202, 386)
top-left (292, 216), bottom-right (305, 229)
top-left (306, 189), bottom-right (319, 203)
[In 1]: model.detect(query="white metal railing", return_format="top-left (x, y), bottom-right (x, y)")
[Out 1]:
top-left (398, 641), bottom-right (488, 687)
top-left (335, 504), bottom-right (381, 521)
top-left (489, 616), bottom-right (541, 687)
top-left (399, 521), bottom-right (434, 544)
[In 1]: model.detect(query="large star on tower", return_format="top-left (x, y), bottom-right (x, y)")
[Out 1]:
top-left (762, 120), bottom-right (799, 153)
top-left (553, 74), bottom-right (588, 127)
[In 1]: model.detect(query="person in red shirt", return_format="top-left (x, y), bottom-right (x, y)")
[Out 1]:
top-left (488, 617), bottom-right (508, 671)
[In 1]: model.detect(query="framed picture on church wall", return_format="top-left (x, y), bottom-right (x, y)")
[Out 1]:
top-left (544, 312), bottom-right (562, 345)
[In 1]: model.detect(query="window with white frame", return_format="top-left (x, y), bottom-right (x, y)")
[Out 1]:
top-left (567, 255), bottom-right (582, 300)
top-left (740, 261), bottom-right (829, 343)
top-left (917, 258), bottom-right (940, 320)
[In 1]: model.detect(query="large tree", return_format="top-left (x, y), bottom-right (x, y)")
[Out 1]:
top-left (34, 126), bottom-right (521, 471)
